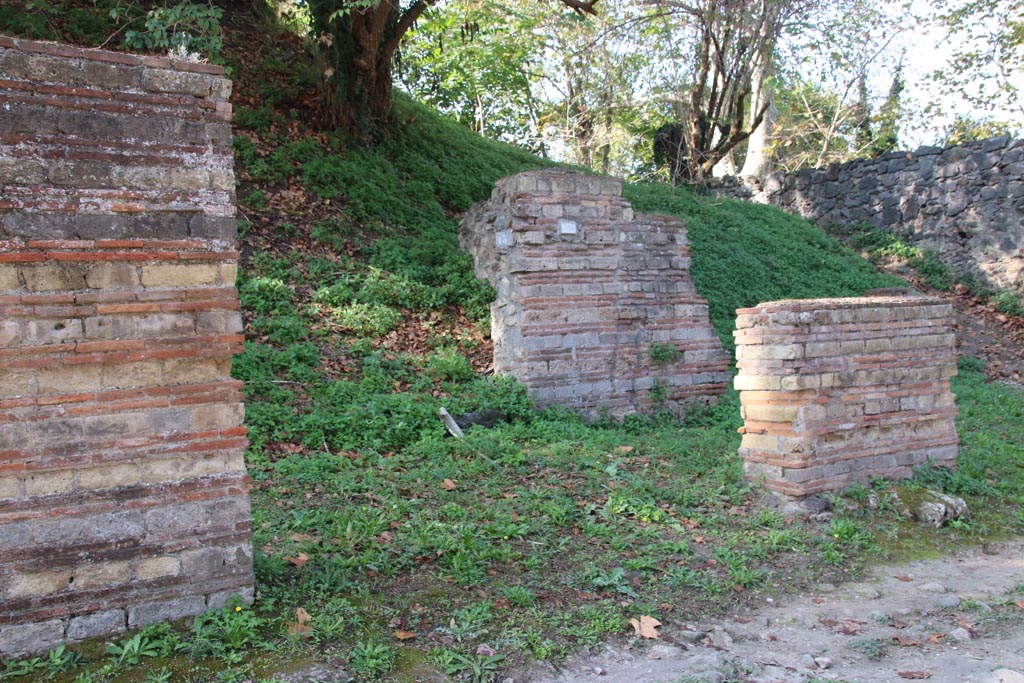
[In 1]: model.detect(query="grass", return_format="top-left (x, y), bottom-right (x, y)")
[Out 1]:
top-left (1, 5), bottom-right (1023, 683)
top-left (623, 185), bottom-right (906, 349)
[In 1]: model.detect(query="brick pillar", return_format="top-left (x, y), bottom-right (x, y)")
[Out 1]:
top-left (460, 169), bottom-right (730, 418)
top-left (0, 36), bottom-right (252, 657)
top-left (734, 296), bottom-right (958, 497)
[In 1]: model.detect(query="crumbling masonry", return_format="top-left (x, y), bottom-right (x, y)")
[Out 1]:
top-left (460, 170), bottom-right (731, 418)
top-left (733, 296), bottom-right (958, 497)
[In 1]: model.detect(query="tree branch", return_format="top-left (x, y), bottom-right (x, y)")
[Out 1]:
top-left (557, 0), bottom-right (600, 16)
top-left (384, 0), bottom-right (441, 61)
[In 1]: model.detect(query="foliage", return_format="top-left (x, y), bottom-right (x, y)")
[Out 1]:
top-left (644, 0), bottom-right (797, 181)
top-left (927, 0), bottom-right (1024, 122)
top-left (648, 342), bottom-right (682, 368)
top-left (397, 4), bottom-right (545, 150)
top-left (992, 289), bottom-right (1024, 317)
top-left (945, 367), bottom-right (1024, 512)
top-left (843, 223), bottom-right (952, 290)
top-left (105, 631), bottom-right (161, 665)
top-left (349, 641), bottom-right (396, 677)
top-left (305, 0), bottom-right (596, 135)
top-left (189, 599), bottom-right (268, 662)
top-left (940, 114), bottom-right (1019, 146)
top-left (0, 0), bottom-right (124, 43)
top-left (118, 2), bottom-right (224, 61)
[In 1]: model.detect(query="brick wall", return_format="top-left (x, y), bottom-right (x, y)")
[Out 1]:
top-left (460, 170), bottom-right (730, 418)
top-left (0, 36), bottom-right (252, 657)
top-left (734, 297), bottom-right (958, 497)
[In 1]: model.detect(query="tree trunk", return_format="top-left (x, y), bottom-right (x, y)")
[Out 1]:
top-left (311, 0), bottom-right (420, 135)
top-left (740, 77), bottom-right (778, 177)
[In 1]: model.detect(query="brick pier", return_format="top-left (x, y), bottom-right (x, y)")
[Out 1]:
top-left (460, 170), bottom-right (730, 417)
top-left (734, 297), bottom-right (958, 497)
top-left (0, 36), bottom-right (252, 656)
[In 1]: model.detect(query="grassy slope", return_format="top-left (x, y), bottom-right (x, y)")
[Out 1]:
top-left (623, 183), bottom-right (903, 345)
top-left (0, 8), bottom-right (1022, 683)
top-left (226, 83), bottom-right (1022, 681)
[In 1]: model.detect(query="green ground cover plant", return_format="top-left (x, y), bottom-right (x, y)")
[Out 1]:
top-left (1, 8), bottom-right (1022, 683)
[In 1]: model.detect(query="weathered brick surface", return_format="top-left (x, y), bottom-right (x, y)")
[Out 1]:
top-left (0, 36), bottom-right (251, 657)
top-left (460, 170), bottom-right (730, 418)
top-left (733, 296), bottom-right (958, 497)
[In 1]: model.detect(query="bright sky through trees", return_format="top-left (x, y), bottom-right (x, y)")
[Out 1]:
top-left (898, 0), bottom-right (1023, 146)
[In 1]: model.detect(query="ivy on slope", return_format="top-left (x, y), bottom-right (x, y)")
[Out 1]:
top-left (624, 183), bottom-right (906, 349)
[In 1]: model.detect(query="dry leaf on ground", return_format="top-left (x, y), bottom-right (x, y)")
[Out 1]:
top-left (284, 552), bottom-right (310, 568)
top-left (629, 615), bottom-right (662, 639)
top-left (287, 607), bottom-right (312, 636)
top-left (897, 671), bottom-right (931, 679)
top-left (441, 478), bottom-right (457, 490)
top-left (893, 636), bottom-right (921, 647)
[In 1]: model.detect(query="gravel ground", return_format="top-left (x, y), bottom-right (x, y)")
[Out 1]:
top-left (518, 538), bottom-right (1024, 683)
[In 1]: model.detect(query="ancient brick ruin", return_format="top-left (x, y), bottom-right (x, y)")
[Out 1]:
top-left (0, 37), bottom-right (252, 656)
top-left (734, 297), bottom-right (958, 497)
top-left (460, 170), bottom-right (730, 418)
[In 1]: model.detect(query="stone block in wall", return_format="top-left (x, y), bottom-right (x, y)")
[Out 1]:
top-left (733, 296), bottom-right (958, 497)
top-left (460, 170), bottom-right (730, 418)
top-left (0, 35), bottom-right (250, 657)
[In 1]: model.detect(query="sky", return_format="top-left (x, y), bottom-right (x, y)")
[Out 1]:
top-left (896, 0), bottom-right (1023, 147)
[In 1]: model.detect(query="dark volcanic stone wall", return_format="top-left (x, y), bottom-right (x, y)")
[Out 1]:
top-left (708, 137), bottom-right (1024, 290)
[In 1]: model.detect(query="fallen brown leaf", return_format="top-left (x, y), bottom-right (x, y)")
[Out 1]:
top-left (835, 619), bottom-right (865, 635)
top-left (893, 636), bottom-right (921, 647)
top-left (284, 552), bottom-right (309, 568)
top-left (894, 575), bottom-right (914, 582)
top-left (897, 671), bottom-right (931, 679)
top-left (287, 607), bottom-right (313, 636)
top-left (394, 630), bottom-right (416, 641)
top-left (629, 615), bottom-right (662, 639)
top-left (441, 478), bottom-right (457, 491)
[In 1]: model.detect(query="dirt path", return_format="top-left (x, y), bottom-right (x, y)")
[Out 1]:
top-left (949, 286), bottom-right (1024, 386)
top-left (520, 539), bottom-right (1024, 683)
